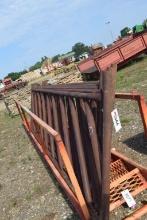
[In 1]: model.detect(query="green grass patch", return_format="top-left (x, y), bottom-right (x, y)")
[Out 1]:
top-left (116, 56), bottom-right (147, 92)
top-left (121, 117), bottom-right (132, 125)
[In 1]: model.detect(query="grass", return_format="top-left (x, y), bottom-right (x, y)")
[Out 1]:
top-left (25, 185), bottom-right (45, 201)
top-left (10, 198), bottom-right (18, 208)
top-left (116, 56), bottom-right (147, 97)
top-left (121, 117), bottom-right (132, 125)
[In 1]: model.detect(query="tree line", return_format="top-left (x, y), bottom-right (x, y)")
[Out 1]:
top-left (4, 42), bottom-right (90, 81)
top-left (4, 56), bottom-right (48, 81)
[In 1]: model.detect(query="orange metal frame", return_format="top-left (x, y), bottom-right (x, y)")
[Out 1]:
top-left (15, 100), bottom-right (147, 220)
top-left (15, 100), bottom-right (90, 220)
top-left (115, 92), bottom-right (147, 138)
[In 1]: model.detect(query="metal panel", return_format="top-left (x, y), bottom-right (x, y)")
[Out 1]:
top-left (97, 50), bottom-right (123, 70)
top-left (120, 37), bottom-right (146, 59)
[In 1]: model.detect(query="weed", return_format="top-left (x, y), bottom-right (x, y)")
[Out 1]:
top-left (33, 185), bottom-right (42, 195)
top-left (25, 193), bottom-right (32, 201)
top-left (121, 117), bottom-right (132, 125)
top-left (11, 198), bottom-right (18, 208)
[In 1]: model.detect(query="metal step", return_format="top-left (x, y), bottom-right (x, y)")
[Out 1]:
top-left (110, 163), bottom-right (146, 211)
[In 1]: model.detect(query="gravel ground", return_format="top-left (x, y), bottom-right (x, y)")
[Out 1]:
top-left (0, 97), bottom-right (146, 220)
top-left (0, 111), bottom-right (79, 220)
top-left (110, 99), bottom-right (147, 220)
top-left (112, 99), bottom-right (147, 166)
top-left (0, 58), bottom-right (147, 219)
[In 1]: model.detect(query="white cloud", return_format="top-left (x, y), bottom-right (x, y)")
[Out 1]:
top-left (0, 0), bottom-right (91, 74)
top-left (0, 0), bottom-right (89, 47)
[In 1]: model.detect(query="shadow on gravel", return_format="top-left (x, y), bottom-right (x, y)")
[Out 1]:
top-left (123, 132), bottom-right (147, 154)
top-left (66, 215), bottom-right (80, 220)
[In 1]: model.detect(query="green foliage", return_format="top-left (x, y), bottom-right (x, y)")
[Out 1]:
top-left (29, 62), bottom-right (42, 71)
top-left (72, 42), bottom-right (90, 58)
top-left (143, 19), bottom-right (147, 28)
top-left (116, 56), bottom-right (147, 92)
top-left (5, 70), bottom-right (27, 81)
top-left (52, 54), bottom-right (60, 63)
top-left (4, 56), bottom-right (48, 81)
top-left (120, 27), bottom-right (131, 37)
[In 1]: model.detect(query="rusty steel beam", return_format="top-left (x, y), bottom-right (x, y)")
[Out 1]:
top-left (32, 88), bottom-right (101, 100)
top-left (51, 96), bottom-right (64, 169)
top-left (59, 97), bottom-right (72, 162)
top-left (46, 95), bottom-right (55, 157)
top-left (100, 64), bottom-right (117, 220)
top-left (68, 98), bottom-right (92, 204)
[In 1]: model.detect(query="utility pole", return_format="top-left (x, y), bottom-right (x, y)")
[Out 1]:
top-left (105, 21), bottom-right (114, 42)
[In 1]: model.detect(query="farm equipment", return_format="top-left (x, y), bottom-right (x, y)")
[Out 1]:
top-left (0, 77), bottom-right (27, 94)
top-left (15, 65), bottom-right (147, 220)
top-left (78, 31), bottom-right (147, 80)
top-left (133, 25), bottom-right (145, 34)
top-left (120, 27), bottom-right (132, 38)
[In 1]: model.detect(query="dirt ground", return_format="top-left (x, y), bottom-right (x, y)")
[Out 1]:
top-left (0, 111), bottom-right (79, 220)
top-left (0, 58), bottom-right (147, 220)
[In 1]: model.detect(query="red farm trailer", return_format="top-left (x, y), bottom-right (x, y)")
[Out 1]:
top-left (78, 31), bottom-right (147, 77)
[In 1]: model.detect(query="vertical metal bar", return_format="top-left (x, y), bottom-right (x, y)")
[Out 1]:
top-left (66, 98), bottom-right (83, 190)
top-left (137, 96), bottom-right (147, 138)
top-left (31, 91), bottom-right (36, 133)
top-left (52, 96), bottom-right (63, 169)
top-left (78, 99), bottom-right (101, 209)
top-left (100, 64), bottom-right (116, 220)
top-left (34, 92), bottom-right (39, 116)
top-left (59, 97), bottom-right (72, 162)
top-left (68, 98), bottom-right (92, 203)
top-left (84, 100), bottom-right (101, 181)
top-left (33, 92), bottom-right (41, 137)
top-left (37, 92), bottom-right (44, 141)
top-left (40, 93), bottom-right (49, 152)
top-left (46, 95), bottom-right (56, 158)
top-left (77, 98), bottom-right (99, 208)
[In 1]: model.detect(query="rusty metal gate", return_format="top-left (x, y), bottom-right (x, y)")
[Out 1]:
top-left (29, 65), bottom-right (116, 219)
top-left (15, 63), bottom-right (147, 219)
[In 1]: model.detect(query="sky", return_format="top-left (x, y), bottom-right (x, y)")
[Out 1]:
top-left (0, 0), bottom-right (147, 78)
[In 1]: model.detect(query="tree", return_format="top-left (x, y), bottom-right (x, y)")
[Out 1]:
top-left (52, 54), bottom-right (60, 63)
top-left (72, 42), bottom-right (90, 58)
top-left (143, 19), bottom-right (147, 28)
top-left (41, 56), bottom-right (48, 62)
top-left (5, 69), bottom-right (27, 81)
top-left (29, 61), bottom-right (42, 71)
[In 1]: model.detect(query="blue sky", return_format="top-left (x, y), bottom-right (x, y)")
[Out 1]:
top-left (0, 0), bottom-right (147, 78)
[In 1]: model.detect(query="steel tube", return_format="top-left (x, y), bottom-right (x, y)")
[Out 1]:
top-left (52, 96), bottom-right (63, 169)
top-left (59, 97), bottom-right (72, 162)
top-left (68, 98), bottom-right (92, 203)
top-left (100, 64), bottom-right (116, 220)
